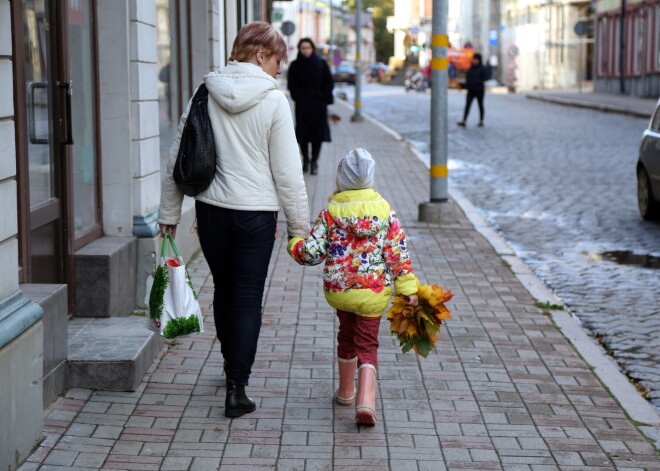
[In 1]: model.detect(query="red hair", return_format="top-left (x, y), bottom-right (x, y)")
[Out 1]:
top-left (229, 21), bottom-right (287, 63)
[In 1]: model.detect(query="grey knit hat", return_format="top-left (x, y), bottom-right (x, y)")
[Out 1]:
top-left (336, 148), bottom-right (375, 192)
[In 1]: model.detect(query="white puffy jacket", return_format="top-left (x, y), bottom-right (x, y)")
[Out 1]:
top-left (158, 61), bottom-right (310, 238)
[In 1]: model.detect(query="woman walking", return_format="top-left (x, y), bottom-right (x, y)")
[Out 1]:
top-left (287, 38), bottom-right (334, 175)
top-left (158, 22), bottom-right (310, 418)
top-left (457, 52), bottom-right (491, 127)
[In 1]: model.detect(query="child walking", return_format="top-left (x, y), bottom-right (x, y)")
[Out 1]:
top-left (287, 148), bottom-right (419, 425)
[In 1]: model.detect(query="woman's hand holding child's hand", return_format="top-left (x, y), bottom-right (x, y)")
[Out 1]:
top-left (406, 294), bottom-right (418, 306)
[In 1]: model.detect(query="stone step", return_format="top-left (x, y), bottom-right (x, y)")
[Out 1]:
top-left (21, 283), bottom-right (68, 408)
top-left (67, 317), bottom-right (163, 391)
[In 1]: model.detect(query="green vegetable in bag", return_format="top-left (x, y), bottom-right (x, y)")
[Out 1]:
top-left (162, 314), bottom-right (202, 338)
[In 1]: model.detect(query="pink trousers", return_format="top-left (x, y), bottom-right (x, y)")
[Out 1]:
top-left (336, 310), bottom-right (381, 368)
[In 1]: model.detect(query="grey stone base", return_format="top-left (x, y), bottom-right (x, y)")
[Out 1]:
top-left (75, 236), bottom-right (137, 317)
top-left (0, 322), bottom-right (43, 471)
top-left (133, 208), bottom-right (159, 237)
top-left (418, 199), bottom-right (463, 223)
top-left (67, 317), bottom-right (163, 391)
top-left (21, 284), bottom-right (68, 408)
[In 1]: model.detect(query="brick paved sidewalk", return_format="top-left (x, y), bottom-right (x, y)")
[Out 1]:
top-left (20, 103), bottom-right (660, 471)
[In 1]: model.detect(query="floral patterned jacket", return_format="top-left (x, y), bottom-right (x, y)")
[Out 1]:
top-left (287, 189), bottom-right (418, 316)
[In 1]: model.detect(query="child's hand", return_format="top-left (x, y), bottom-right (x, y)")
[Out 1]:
top-left (406, 294), bottom-right (418, 306)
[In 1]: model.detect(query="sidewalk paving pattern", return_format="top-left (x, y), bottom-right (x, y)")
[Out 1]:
top-left (19, 103), bottom-right (660, 470)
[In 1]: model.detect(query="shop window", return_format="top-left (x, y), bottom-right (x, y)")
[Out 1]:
top-left (597, 16), bottom-right (609, 76)
top-left (157, 0), bottom-right (178, 176)
top-left (68, 0), bottom-right (100, 238)
top-left (632, 10), bottom-right (646, 75)
top-left (156, 0), bottom-right (190, 179)
top-left (612, 17), bottom-right (618, 76)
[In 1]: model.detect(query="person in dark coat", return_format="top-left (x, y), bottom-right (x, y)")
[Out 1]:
top-left (287, 38), bottom-right (334, 175)
top-left (457, 53), bottom-right (491, 127)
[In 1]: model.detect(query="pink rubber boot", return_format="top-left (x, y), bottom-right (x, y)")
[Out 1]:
top-left (335, 357), bottom-right (357, 406)
top-left (355, 364), bottom-right (377, 425)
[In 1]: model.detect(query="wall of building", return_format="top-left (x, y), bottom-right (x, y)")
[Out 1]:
top-left (273, 0), bottom-right (350, 65)
top-left (0, 1), bottom-right (45, 468)
top-left (0, 0), bottom-right (18, 301)
top-left (594, 0), bottom-right (660, 97)
top-left (0, 322), bottom-right (44, 471)
top-left (500, 0), bottom-right (589, 91)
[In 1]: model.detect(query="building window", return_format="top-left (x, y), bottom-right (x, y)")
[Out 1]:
top-left (633, 11), bottom-right (644, 75)
top-left (68, 0), bottom-right (100, 239)
top-left (156, 0), bottom-right (191, 178)
top-left (613, 15), bottom-right (620, 77)
top-left (656, 4), bottom-right (660, 71)
top-left (597, 16), bottom-right (610, 76)
top-left (156, 0), bottom-right (178, 176)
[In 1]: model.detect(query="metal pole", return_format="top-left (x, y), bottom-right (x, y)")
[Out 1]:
top-left (419, 0), bottom-right (450, 221)
top-left (578, 36), bottom-right (583, 94)
top-left (430, 0), bottom-right (448, 202)
top-left (330, 0), bottom-right (334, 53)
top-left (351, 0), bottom-right (363, 121)
top-left (619, 0), bottom-right (625, 93)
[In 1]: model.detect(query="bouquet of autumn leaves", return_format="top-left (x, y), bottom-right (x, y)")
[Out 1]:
top-left (386, 282), bottom-right (453, 358)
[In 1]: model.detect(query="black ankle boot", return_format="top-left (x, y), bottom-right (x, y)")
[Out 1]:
top-left (310, 161), bottom-right (318, 175)
top-left (225, 381), bottom-right (256, 418)
top-left (302, 157), bottom-right (309, 173)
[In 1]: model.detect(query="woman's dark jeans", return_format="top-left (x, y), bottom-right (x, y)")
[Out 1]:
top-left (195, 201), bottom-right (277, 385)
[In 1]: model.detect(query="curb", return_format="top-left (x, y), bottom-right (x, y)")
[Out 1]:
top-left (526, 93), bottom-right (651, 119)
top-left (340, 98), bottom-right (660, 428)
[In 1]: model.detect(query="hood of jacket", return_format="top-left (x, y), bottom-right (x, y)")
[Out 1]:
top-left (204, 61), bottom-right (278, 114)
top-left (328, 189), bottom-right (391, 238)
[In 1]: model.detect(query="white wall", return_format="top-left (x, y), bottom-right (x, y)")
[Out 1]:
top-left (0, 0), bottom-right (19, 300)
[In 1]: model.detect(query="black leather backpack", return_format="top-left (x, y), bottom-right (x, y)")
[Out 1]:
top-left (173, 84), bottom-right (216, 197)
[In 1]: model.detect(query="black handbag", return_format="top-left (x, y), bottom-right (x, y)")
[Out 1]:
top-left (173, 83), bottom-right (216, 197)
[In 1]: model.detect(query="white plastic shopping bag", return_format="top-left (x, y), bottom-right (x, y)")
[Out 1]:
top-left (148, 232), bottom-right (204, 338)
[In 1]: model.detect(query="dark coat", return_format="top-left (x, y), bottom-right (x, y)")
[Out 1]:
top-left (465, 63), bottom-right (491, 92)
top-left (287, 52), bottom-right (334, 143)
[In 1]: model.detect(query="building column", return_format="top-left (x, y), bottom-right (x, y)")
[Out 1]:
top-left (210, 0), bottom-right (225, 70)
top-left (190, 0), bottom-right (212, 82)
top-left (127, 0), bottom-right (165, 308)
top-left (98, 0), bottom-right (134, 236)
top-left (130, 0), bottom-right (161, 237)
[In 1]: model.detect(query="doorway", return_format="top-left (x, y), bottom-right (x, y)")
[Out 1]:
top-left (13, 0), bottom-right (102, 312)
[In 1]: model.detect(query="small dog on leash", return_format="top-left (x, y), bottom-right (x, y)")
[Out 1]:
top-left (329, 113), bottom-right (341, 124)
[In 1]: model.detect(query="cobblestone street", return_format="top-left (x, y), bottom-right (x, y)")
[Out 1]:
top-left (351, 84), bottom-right (660, 408)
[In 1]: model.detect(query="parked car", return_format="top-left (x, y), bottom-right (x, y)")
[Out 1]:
top-left (332, 61), bottom-right (356, 85)
top-left (637, 98), bottom-right (660, 220)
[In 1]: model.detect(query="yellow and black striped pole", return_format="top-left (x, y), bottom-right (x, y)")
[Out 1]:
top-left (419, 0), bottom-right (449, 221)
top-left (351, 0), bottom-right (364, 122)
top-left (429, 7), bottom-right (448, 203)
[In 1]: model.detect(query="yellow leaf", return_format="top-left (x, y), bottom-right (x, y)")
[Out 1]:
top-left (406, 323), bottom-right (418, 337)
